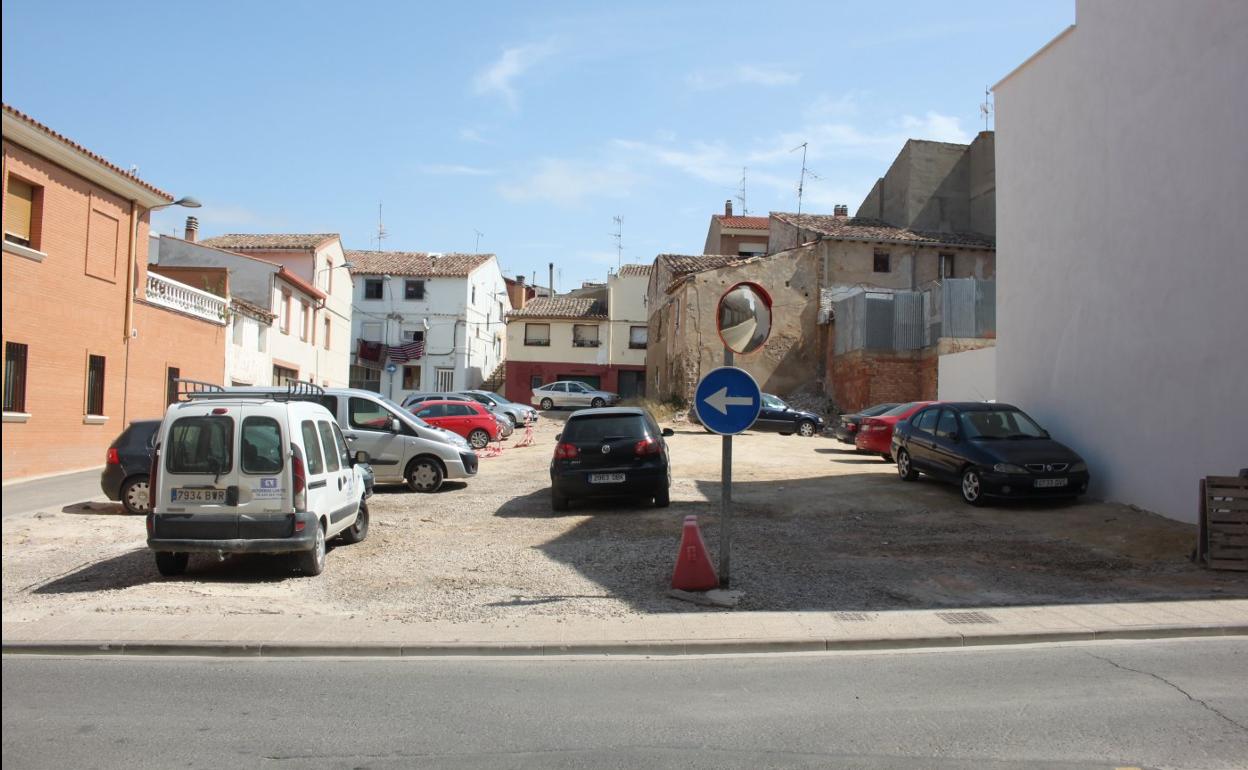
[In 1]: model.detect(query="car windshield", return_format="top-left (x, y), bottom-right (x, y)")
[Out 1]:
top-left (881, 402), bottom-right (919, 417)
top-left (488, 392), bottom-right (513, 404)
top-left (960, 409), bottom-right (1047, 440)
top-left (562, 415), bottom-right (646, 442)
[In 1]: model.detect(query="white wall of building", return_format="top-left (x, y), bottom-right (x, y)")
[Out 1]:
top-left (268, 280), bottom-right (328, 385)
top-left (225, 312), bottom-right (273, 386)
top-left (506, 319), bottom-right (608, 365)
top-left (994, 0), bottom-right (1248, 522)
top-left (607, 272), bottom-right (649, 367)
top-left (938, 346), bottom-right (996, 402)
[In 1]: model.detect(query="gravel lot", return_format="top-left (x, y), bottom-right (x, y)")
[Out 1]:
top-left (3, 412), bottom-right (1244, 625)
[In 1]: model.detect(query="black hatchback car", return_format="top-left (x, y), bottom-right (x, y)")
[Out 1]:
top-left (100, 419), bottom-right (160, 514)
top-left (550, 407), bottom-right (674, 510)
top-left (891, 403), bottom-right (1090, 506)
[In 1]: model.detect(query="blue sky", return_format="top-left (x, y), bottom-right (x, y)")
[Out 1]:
top-left (3, 1), bottom-right (1071, 290)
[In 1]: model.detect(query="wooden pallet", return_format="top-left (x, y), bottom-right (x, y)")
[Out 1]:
top-left (1203, 475), bottom-right (1248, 571)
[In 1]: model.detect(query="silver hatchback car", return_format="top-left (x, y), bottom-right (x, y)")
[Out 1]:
top-left (531, 381), bottom-right (621, 410)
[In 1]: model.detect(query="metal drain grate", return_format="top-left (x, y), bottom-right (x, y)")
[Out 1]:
top-left (936, 611), bottom-right (998, 625)
top-left (833, 612), bottom-right (870, 622)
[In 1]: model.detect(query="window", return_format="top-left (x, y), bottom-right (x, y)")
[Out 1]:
top-left (330, 423), bottom-right (352, 468)
top-left (629, 326), bottom-right (648, 349)
top-left (299, 302), bottom-right (310, 342)
top-left (325, 259), bottom-right (334, 293)
top-left (472, 285), bottom-right (477, 304)
top-left (873, 250), bottom-right (891, 273)
top-left (86, 355), bottom-right (106, 416)
top-left (4, 176), bottom-right (39, 249)
top-left (524, 323), bottom-right (550, 346)
top-left (361, 322), bottom-right (382, 342)
top-left (4, 342), bottom-right (29, 413)
top-left (935, 409), bottom-right (959, 439)
top-left (402, 365), bottom-right (421, 390)
top-left (939, 252), bottom-right (955, 279)
top-left (300, 420), bottom-right (325, 475)
top-left (364, 279), bottom-right (384, 299)
top-left (405, 280), bottom-right (425, 300)
top-left (914, 408), bottom-right (939, 434)
top-left (242, 417), bottom-right (283, 474)
top-left (530, 375), bottom-right (543, 390)
top-left (436, 367), bottom-right (455, 391)
top-left (350, 397), bottom-right (397, 431)
top-left (323, 317), bottom-right (332, 350)
top-left (273, 365), bottom-right (298, 386)
top-left (257, 325), bottom-right (267, 353)
top-left (762, 394), bottom-right (785, 409)
top-left (316, 421), bottom-right (341, 472)
top-left (349, 366), bottom-right (381, 393)
top-left (415, 404), bottom-right (443, 419)
top-left (166, 367), bottom-right (180, 407)
top-left (167, 416), bottom-right (233, 474)
top-left (232, 314), bottom-right (244, 346)
top-left (280, 291), bottom-right (292, 334)
top-left (673, 298), bottom-right (681, 332)
top-left (572, 324), bottom-right (600, 347)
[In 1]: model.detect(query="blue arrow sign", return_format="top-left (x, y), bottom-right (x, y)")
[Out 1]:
top-left (694, 366), bottom-right (761, 435)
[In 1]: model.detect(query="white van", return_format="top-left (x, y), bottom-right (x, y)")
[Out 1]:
top-left (225, 387), bottom-right (479, 492)
top-left (147, 382), bottom-right (369, 577)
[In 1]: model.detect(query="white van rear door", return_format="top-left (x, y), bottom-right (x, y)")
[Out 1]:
top-left (237, 405), bottom-right (288, 514)
top-left (162, 406), bottom-right (237, 511)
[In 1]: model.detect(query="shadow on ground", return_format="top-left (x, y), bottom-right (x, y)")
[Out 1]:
top-left (60, 502), bottom-right (131, 516)
top-left (32, 546), bottom-right (325, 594)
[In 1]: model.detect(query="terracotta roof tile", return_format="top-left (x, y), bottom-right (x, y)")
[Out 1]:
top-left (230, 297), bottom-right (277, 323)
top-left (771, 212), bottom-right (994, 249)
top-left (617, 263), bottom-right (652, 277)
top-left (276, 267), bottom-right (326, 300)
top-left (2, 104), bottom-right (174, 201)
top-left (716, 215), bottom-right (770, 230)
top-left (507, 297), bottom-right (607, 320)
top-left (658, 254), bottom-right (743, 276)
top-left (345, 250), bottom-right (493, 278)
top-left (201, 234), bottom-right (338, 250)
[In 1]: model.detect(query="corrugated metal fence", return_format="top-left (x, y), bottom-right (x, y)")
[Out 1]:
top-left (833, 278), bottom-right (995, 355)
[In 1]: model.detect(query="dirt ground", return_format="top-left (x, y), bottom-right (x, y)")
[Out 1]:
top-left (3, 413), bottom-right (1244, 625)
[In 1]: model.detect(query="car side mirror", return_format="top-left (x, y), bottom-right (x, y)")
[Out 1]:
top-left (555, 432), bottom-right (562, 441)
top-left (661, 428), bottom-right (674, 437)
top-left (390, 418), bottom-right (402, 433)
top-left (352, 450), bottom-right (370, 466)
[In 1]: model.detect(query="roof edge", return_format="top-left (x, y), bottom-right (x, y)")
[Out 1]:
top-left (993, 24), bottom-right (1076, 92)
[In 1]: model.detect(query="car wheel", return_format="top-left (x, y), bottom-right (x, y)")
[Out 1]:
top-left (406, 458), bottom-right (444, 493)
top-left (961, 468), bottom-right (987, 507)
top-left (897, 449), bottom-right (918, 481)
top-left (121, 475), bottom-right (151, 515)
top-left (881, 453), bottom-right (892, 463)
top-left (507, 413), bottom-right (518, 427)
top-left (551, 489), bottom-right (570, 511)
top-left (654, 488), bottom-right (671, 508)
top-left (540, 398), bottom-right (554, 411)
top-left (295, 521), bottom-right (326, 576)
top-left (339, 499), bottom-right (369, 544)
top-left (154, 551), bottom-right (188, 577)
top-left (797, 420), bottom-right (817, 437)
top-left (591, 397), bottom-right (605, 408)
top-left (468, 429), bottom-right (491, 449)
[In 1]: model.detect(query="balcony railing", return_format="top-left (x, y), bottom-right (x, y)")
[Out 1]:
top-left (145, 272), bottom-right (227, 325)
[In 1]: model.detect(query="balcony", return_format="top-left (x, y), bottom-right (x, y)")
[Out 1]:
top-left (572, 339), bottom-right (601, 348)
top-left (146, 271), bottom-right (227, 325)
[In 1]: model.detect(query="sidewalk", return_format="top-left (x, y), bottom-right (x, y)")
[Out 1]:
top-left (1, 468), bottom-right (107, 519)
top-left (4, 599), bottom-right (1246, 657)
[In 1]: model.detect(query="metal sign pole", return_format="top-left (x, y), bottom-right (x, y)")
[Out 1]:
top-left (721, 346), bottom-right (733, 587)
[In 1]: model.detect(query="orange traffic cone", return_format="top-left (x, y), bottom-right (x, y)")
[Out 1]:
top-left (671, 515), bottom-right (719, 591)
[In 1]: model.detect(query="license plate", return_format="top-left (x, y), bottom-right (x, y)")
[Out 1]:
top-left (1034, 478), bottom-right (1068, 488)
top-left (589, 473), bottom-right (626, 484)
top-left (172, 488), bottom-right (226, 503)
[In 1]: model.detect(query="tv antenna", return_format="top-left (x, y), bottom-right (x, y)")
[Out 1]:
top-left (790, 142), bottom-right (821, 214)
top-left (980, 86), bottom-right (994, 131)
top-left (474, 229), bottom-right (484, 252)
top-left (736, 167), bottom-right (748, 215)
top-left (374, 203), bottom-right (388, 251)
top-left (610, 215), bottom-right (623, 269)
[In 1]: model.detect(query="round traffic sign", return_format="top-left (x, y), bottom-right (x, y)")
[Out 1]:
top-left (694, 366), bottom-right (762, 435)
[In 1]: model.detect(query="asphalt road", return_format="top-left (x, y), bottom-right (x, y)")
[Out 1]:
top-left (4, 639), bottom-right (1247, 769)
top-left (1, 469), bottom-right (106, 518)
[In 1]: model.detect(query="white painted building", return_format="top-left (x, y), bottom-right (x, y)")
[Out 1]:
top-left (993, 0), bottom-right (1248, 522)
top-left (225, 298), bottom-right (274, 387)
top-left (345, 251), bottom-right (509, 401)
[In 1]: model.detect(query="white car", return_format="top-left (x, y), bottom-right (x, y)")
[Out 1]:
top-left (147, 382), bottom-right (369, 577)
top-left (531, 381), bottom-right (621, 410)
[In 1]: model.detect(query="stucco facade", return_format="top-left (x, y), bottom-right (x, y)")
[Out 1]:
top-left (993, 0), bottom-right (1248, 522)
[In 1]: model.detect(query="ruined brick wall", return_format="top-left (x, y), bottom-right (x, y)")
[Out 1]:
top-left (829, 349), bottom-right (926, 413)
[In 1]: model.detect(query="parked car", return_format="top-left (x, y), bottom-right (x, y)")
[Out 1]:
top-left (532, 381), bottom-right (621, 410)
top-left (400, 392), bottom-right (475, 409)
top-left (833, 403), bottom-right (900, 444)
top-left (458, 389), bottom-right (538, 427)
top-left (550, 407), bottom-right (674, 510)
top-left (492, 410), bottom-right (514, 439)
top-left (411, 400), bottom-right (499, 449)
top-left (855, 401), bottom-right (938, 461)
top-left (100, 419), bottom-right (160, 514)
top-left (690, 392), bottom-right (824, 437)
top-left (147, 384), bottom-right (370, 577)
top-left (892, 402), bottom-right (1091, 506)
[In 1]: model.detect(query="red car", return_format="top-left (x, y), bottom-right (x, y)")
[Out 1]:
top-left (411, 399), bottom-right (498, 449)
top-left (855, 401), bottom-right (938, 461)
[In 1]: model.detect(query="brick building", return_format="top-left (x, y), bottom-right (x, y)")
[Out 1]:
top-left (2, 105), bottom-right (225, 481)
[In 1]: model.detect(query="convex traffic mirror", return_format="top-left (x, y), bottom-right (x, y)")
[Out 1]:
top-left (716, 282), bottom-right (772, 355)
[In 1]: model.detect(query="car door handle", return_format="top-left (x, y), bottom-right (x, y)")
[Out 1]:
top-left (337, 477), bottom-right (344, 490)
top-left (345, 435), bottom-right (357, 442)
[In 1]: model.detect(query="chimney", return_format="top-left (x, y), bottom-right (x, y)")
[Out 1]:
top-left (725, 199), bottom-right (733, 217)
top-left (834, 204), bottom-right (848, 217)
top-left (184, 216), bottom-right (199, 242)
top-left (548, 262), bottom-right (555, 296)
top-left (516, 275), bottom-right (526, 286)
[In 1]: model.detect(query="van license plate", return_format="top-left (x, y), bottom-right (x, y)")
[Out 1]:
top-left (589, 473), bottom-right (625, 484)
top-left (172, 488), bottom-right (227, 503)
top-left (1034, 478), bottom-right (1068, 488)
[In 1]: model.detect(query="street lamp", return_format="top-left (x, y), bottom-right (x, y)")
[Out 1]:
top-left (149, 195), bottom-right (203, 212)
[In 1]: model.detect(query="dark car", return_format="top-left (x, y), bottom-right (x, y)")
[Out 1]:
top-left (690, 392), bottom-right (824, 437)
top-left (100, 419), bottom-right (160, 514)
top-left (833, 402), bottom-right (899, 444)
top-left (891, 402), bottom-right (1090, 506)
top-left (550, 407), bottom-right (674, 511)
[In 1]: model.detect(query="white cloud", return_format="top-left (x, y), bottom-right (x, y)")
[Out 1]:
top-left (686, 63), bottom-right (801, 90)
top-left (459, 127), bottom-right (489, 144)
top-left (419, 164), bottom-right (496, 176)
top-left (900, 111), bottom-right (972, 143)
top-left (497, 158), bottom-right (641, 207)
top-left (473, 42), bottom-right (554, 109)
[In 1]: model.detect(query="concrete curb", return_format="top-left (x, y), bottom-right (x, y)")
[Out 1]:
top-left (4, 624), bottom-right (1245, 658)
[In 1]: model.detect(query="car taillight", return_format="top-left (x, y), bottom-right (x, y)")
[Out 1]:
top-left (554, 442), bottom-right (579, 460)
top-left (847, 424), bottom-right (858, 433)
top-left (634, 437), bottom-right (661, 456)
top-left (292, 446), bottom-right (307, 511)
top-left (106, 447), bottom-right (120, 465)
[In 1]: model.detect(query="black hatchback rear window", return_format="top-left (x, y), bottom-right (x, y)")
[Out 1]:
top-left (562, 415), bottom-right (647, 442)
top-left (167, 416), bottom-right (233, 474)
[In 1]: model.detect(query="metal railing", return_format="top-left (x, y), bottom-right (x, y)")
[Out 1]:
top-left (145, 272), bottom-right (228, 325)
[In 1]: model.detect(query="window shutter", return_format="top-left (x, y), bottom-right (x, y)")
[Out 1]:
top-left (6, 178), bottom-right (34, 242)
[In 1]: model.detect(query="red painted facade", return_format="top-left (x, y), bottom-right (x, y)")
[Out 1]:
top-left (505, 361), bottom-right (646, 404)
